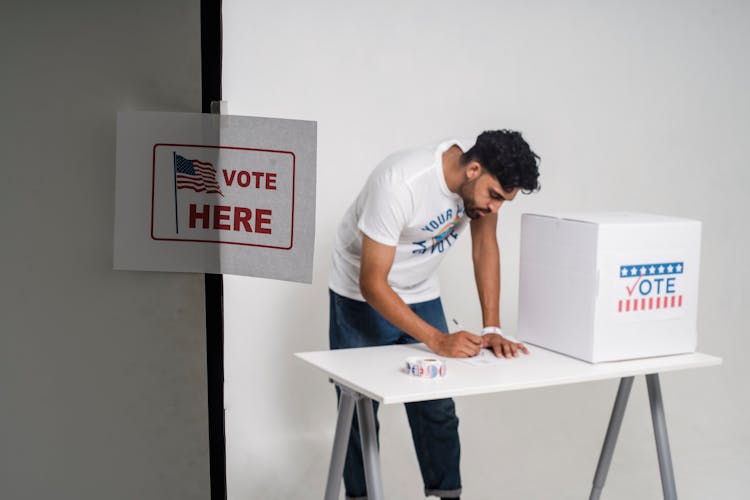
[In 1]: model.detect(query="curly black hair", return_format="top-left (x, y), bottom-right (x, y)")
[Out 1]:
top-left (461, 130), bottom-right (540, 193)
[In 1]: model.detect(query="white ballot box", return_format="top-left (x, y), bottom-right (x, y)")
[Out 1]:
top-left (518, 212), bottom-right (701, 363)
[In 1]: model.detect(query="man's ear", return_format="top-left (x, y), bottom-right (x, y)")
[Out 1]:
top-left (466, 161), bottom-right (483, 180)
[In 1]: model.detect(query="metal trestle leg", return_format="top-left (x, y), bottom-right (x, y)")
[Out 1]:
top-left (646, 373), bottom-right (678, 500)
top-left (323, 387), bottom-right (385, 500)
top-left (589, 376), bottom-right (634, 500)
top-left (324, 387), bottom-right (356, 500)
top-left (356, 396), bottom-right (384, 500)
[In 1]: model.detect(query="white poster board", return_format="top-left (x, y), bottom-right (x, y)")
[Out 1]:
top-left (114, 111), bottom-right (316, 282)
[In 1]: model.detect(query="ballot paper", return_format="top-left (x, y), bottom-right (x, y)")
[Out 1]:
top-left (459, 348), bottom-right (507, 366)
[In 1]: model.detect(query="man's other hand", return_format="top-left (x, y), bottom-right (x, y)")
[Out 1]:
top-left (431, 331), bottom-right (483, 358)
top-left (481, 333), bottom-right (529, 358)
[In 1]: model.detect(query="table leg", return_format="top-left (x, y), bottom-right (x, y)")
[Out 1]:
top-left (589, 376), bottom-right (634, 500)
top-left (324, 387), bottom-right (356, 500)
top-left (356, 396), bottom-right (385, 500)
top-left (646, 373), bottom-right (678, 500)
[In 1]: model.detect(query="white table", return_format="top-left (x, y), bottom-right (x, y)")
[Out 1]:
top-left (295, 344), bottom-right (721, 500)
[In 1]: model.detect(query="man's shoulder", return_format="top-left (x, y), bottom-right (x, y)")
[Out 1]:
top-left (373, 143), bottom-right (437, 183)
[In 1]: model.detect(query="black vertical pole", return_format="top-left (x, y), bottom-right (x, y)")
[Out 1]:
top-left (200, 1), bottom-right (225, 499)
top-left (173, 152), bottom-right (179, 233)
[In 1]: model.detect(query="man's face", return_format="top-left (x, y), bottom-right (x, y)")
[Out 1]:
top-left (460, 164), bottom-right (518, 220)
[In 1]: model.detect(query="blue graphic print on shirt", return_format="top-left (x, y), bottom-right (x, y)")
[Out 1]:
top-left (412, 205), bottom-right (464, 254)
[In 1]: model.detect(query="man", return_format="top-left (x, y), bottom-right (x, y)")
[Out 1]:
top-left (329, 130), bottom-right (540, 499)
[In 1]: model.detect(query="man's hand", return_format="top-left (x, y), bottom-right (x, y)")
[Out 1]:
top-left (481, 333), bottom-right (529, 358)
top-left (429, 330), bottom-right (483, 358)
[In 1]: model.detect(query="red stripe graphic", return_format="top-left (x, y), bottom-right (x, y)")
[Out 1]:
top-left (174, 185), bottom-right (222, 194)
top-left (176, 178), bottom-right (204, 186)
top-left (175, 181), bottom-right (221, 191)
top-left (176, 181), bottom-right (222, 190)
top-left (618, 294), bottom-right (685, 313)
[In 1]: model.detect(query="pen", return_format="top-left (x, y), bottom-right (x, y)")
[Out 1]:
top-left (451, 318), bottom-right (464, 333)
top-left (452, 318), bottom-right (484, 357)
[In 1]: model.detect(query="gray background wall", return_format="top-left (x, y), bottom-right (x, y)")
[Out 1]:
top-left (1, 2), bottom-right (210, 499)
top-left (222, 1), bottom-right (749, 499)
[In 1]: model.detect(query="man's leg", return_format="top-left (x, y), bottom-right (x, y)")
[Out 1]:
top-left (402, 297), bottom-right (462, 498)
top-left (405, 397), bottom-right (462, 498)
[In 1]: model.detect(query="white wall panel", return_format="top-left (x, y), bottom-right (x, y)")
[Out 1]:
top-left (223, 1), bottom-right (750, 498)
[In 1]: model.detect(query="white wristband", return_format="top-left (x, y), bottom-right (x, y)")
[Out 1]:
top-left (481, 326), bottom-right (520, 343)
top-left (481, 326), bottom-right (503, 336)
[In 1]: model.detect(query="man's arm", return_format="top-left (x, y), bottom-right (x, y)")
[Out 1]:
top-left (470, 213), bottom-right (529, 358)
top-left (359, 234), bottom-right (482, 358)
top-left (470, 213), bottom-right (501, 327)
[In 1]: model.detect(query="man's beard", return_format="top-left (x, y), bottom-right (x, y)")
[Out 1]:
top-left (460, 182), bottom-right (481, 220)
top-left (464, 202), bottom-right (488, 220)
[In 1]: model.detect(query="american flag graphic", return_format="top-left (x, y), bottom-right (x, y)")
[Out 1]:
top-left (173, 154), bottom-right (223, 196)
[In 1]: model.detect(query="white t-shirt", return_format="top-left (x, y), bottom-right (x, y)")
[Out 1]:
top-left (329, 139), bottom-right (474, 304)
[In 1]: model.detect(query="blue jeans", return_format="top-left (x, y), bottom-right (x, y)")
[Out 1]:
top-left (329, 289), bottom-right (462, 499)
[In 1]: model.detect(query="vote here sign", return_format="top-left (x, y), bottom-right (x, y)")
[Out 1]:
top-left (114, 112), bottom-right (316, 282)
top-left (151, 144), bottom-right (295, 249)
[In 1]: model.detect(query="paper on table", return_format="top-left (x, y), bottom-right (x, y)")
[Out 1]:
top-left (458, 348), bottom-right (507, 366)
